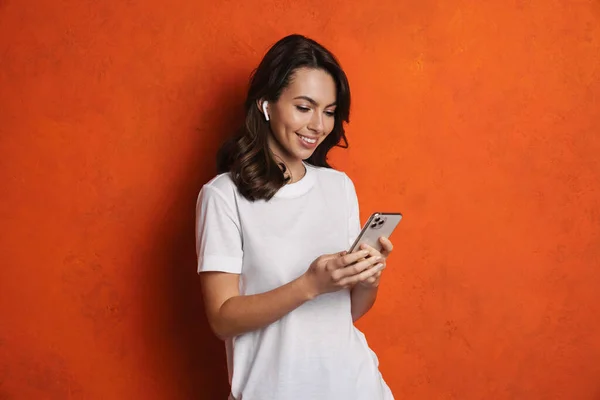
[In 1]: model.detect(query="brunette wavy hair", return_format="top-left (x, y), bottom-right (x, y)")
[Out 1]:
top-left (216, 34), bottom-right (351, 201)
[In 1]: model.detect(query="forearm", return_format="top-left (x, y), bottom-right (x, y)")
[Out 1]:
top-left (213, 275), bottom-right (315, 339)
top-left (350, 285), bottom-right (379, 322)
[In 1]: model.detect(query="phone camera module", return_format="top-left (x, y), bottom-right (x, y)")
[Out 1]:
top-left (371, 215), bottom-right (386, 229)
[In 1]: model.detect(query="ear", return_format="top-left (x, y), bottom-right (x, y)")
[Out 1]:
top-left (256, 99), bottom-right (263, 113)
top-left (257, 98), bottom-right (269, 113)
top-left (257, 99), bottom-right (269, 121)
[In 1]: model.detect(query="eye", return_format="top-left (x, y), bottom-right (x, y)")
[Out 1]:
top-left (295, 106), bottom-right (311, 113)
top-left (325, 110), bottom-right (336, 117)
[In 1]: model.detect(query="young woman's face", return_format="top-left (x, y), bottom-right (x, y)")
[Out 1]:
top-left (264, 67), bottom-right (337, 165)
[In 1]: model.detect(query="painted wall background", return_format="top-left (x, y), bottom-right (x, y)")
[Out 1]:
top-left (1, 0), bottom-right (599, 398)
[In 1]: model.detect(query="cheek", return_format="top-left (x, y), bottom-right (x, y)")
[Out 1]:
top-left (275, 109), bottom-right (307, 134)
top-left (323, 118), bottom-right (336, 136)
top-left (285, 111), bottom-right (310, 131)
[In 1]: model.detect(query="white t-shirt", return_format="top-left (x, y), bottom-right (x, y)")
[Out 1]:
top-left (195, 162), bottom-right (394, 400)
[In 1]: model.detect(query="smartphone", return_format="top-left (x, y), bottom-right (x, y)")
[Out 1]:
top-left (348, 212), bottom-right (403, 253)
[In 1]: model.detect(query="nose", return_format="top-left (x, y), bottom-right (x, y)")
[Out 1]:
top-left (307, 111), bottom-right (324, 135)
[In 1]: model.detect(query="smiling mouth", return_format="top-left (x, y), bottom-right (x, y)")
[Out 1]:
top-left (297, 133), bottom-right (317, 144)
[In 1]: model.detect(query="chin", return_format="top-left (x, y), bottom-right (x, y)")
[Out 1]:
top-left (279, 135), bottom-right (323, 163)
top-left (294, 148), bottom-right (317, 161)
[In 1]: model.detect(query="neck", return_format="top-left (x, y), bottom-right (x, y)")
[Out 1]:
top-left (285, 161), bottom-right (306, 183)
top-left (267, 136), bottom-right (306, 183)
top-left (270, 153), bottom-right (306, 183)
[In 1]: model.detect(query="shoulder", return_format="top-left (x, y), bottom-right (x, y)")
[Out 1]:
top-left (204, 172), bottom-right (237, 194)
top-left (311, 164), bottom-right (356, 188)
top-left (308, 164), bottom-right (357, 198)
top-left (197, 172), bottom-right (240, 207)
top-left (308, 163), bottom-right (353, 184)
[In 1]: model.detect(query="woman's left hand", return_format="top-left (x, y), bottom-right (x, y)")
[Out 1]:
top-left (356, 236), bottom-right (394, 288)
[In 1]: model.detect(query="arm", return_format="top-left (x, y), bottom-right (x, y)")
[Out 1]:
top-left (351, 283), bottom-right (380, 322)
top-left (200, 251), bottom-right (382, 340)
top-left (200, 272), bottom-right (314, 340)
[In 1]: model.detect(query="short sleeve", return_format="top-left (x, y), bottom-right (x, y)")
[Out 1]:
top-left (344, 174), bottom-right (362, 248)
top-left (195, 184), bottom-right (243, 274)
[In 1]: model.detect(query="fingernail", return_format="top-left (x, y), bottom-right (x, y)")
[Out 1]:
top-left (375, 263), bottom-right (384, 270)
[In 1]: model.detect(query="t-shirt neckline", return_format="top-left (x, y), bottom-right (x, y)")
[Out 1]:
top-left (273, 162), bottom-right (316, 199)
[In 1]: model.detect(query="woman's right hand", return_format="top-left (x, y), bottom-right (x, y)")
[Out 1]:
top-left (300, 250), bottom-right (385, 298)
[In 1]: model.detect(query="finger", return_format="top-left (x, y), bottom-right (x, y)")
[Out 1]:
top-left (335, 254), bottom-right (384, 279)
top-left (334, 249), bottom-right (370, 268)
top-left (379, 236), bottom-right (394, 251)
top-left (360, 243), bottom-right (382, 258)
top-left (379, 236), bottom-right (394, 255)
top-left (361, 270), bottom-right (383, 287)
top-left (342, 256), bottom-right (384, 277)
top-left (339, 263), bottom-right (384, 286)
top-left (366, 270), bottom-right (383, 284)
top-left (363, 277), bottom-right (375, 285)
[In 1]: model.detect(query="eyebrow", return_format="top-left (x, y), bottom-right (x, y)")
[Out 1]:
top-left (293, 96), bottom-right (337, 108)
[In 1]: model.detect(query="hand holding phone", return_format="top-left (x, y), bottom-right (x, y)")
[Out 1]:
top-left (348, 212), bottom-right (402, 254)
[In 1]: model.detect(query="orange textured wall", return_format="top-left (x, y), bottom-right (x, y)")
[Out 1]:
top-left (1, 0), bottom-right (599, 399)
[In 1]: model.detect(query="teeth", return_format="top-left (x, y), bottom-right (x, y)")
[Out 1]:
top-left (299, 135), bottom-right (316, 144)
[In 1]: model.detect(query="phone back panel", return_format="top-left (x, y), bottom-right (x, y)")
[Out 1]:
top-left (349, 212), bottom-right (403, 253)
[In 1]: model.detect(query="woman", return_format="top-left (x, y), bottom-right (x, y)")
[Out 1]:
top-left (195, 34), bottom-right (395, 400)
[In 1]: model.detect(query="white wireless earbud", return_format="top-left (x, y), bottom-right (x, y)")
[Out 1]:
top-left (262, 101), bottom-right (270, 121)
